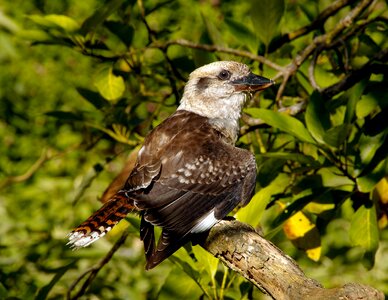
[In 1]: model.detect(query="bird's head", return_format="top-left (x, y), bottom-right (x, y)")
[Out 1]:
top-left (178, 61), bottom-right (273, 120)
top-left (178, 61), bottom-right (274, 142)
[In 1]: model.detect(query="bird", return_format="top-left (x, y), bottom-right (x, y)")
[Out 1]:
top-left (67, 61), bottom-right (274, 270)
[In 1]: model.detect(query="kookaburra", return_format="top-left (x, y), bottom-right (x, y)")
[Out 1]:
top-left (68, 61), bottom-right (274, 269)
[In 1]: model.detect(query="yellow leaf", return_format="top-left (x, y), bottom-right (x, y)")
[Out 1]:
top-left (374, 176), bottom-right (388, 204)
top-left (374, 176), bottom-right (388, 229)
top-left (283, 210), bottom-right (321, 261)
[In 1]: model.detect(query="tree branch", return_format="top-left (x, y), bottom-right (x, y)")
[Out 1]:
top-left (202, 219), bottom-right (384, 300)
top-left (150, 39), bottom-right (284, 72)
top-left (321, 47), bottom-right (388, 99)
top-left (268, 0), bottom-right (357, 52)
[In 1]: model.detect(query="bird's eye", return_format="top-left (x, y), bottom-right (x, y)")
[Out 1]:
top-left (217, 70), bottom-right (231, 80)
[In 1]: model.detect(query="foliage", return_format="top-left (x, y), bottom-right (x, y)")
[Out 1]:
top-left (1, 0), bottom-right (387, 299)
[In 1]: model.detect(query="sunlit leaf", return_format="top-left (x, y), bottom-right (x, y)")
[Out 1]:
top-left (283, 210), bottom-right (321, 261)
top-left (345, 79), bottom-right (368, 123)
top-left (356, 94), bottom-right (379, 119)
top-left (94, 66), bottom-right (125, 101)
top-left (245, 108), bottom-right (316, 144)
top-left (236, 173), bottom-right (290, 227)
top-left (192, 245), bottom-right (219, 279)
top-left (357, 158), bottom-right (388, 193)
top-left (29, 14), bottom-right (80, 32)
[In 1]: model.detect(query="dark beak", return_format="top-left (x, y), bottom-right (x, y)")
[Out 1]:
top-left (232, 73), bottom-right (274, 92)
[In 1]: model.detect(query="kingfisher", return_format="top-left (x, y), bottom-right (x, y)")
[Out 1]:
top-left (68, 61), bottom-right (274, 269)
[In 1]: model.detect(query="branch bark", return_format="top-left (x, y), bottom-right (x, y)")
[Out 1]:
top-left (202, 219), bottom-right (384, 300)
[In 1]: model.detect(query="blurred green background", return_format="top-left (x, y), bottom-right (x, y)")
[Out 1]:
top-left (1, 0), bottom-right (387, 299)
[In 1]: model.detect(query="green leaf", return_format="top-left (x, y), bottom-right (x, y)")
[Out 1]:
top-left (272, 188), bottom-right (330, 227)
top-left (80, 0), bottom-right (124, 35)
top-left (76, 87), bottom-right (110, 109)
top-left (245, 108), bottom-right (316, 144)
top-left (323, 124), bottom-right (351, 148)
top-left (200, 12), bottom-right (227, 51)
top-left (236, 173), bottom-right (289, 226)
top-left (349, 203), bottom-right (379, 259)
top-left (357, 158), bottom-right (388, 193)
top-left (345, 79), bottom-right (368, 123)
top-left (94, 66), bottom-right (125, 101)
top-left (192, 246), bottom-right (219, 279)
top-left (250, 0), bottom-right (285, 46)
top-left (0, 10), bottom-right (20, 33)
top-left (356, 132), bottom-right (385, 173)
top-left (356, 93), bottom-right (378, 119)
top-left (224, 18), bottom-right (257, 53)
top-left (29, 14), bottom-right (80, 33)
top-left (305, 91), bottom-right (330, 144)
top-left (104, 21), bottom-right (134, 47)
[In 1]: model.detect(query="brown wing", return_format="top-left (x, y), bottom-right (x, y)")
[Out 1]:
top-left (124, 110), bottom-right (256, 269)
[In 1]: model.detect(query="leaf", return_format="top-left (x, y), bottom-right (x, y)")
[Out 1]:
top-left (345, 79), bottom-right (368, 123)
top-left (356, 93), bottom-right (379, 119)
top-left (76, 87), bottom-right (110, 109)
top-left (323, 124), bottom-right (351, 148)
top-left (200, 12), bottom-right (226, 50)
top-left (245, 108), bottom-right (316, 144)
top-left (305, 91), bottom-right (330, 144)
top-left (192, 246), bottom-right (219, 279)
top-left (374, 176), bottom-right (388, 204)
top-left (94, 66), bottom-right (125, 101)
top-left (355, 132), bottom-right (385, 175)
top-left (29, 14), bottom-right (80, 33)
top-left (104, 21), bottom-right (134, 47)
top-left (272, 188), bottom-right (331, 227)
top-left (283, 210), bottom-right (321, 261)
top-left (357, 158), bottom-right (388, 193)
top-left (0, 10), bottom-right (20, 33)
top-left (349, 203), bottom-right (379, 259)
top-left (80, 0), bottom-right (124, 35)
top-left (236, 173), bottom-right (289, 227)
top-left (224, 18), bottom-right (257, 53)
top-left (250, 0), bottom-right (285, 46)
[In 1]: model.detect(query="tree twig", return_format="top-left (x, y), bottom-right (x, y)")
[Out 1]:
top-left (0, 149), bottom-right (51, 189)
top-left (274, 0), bottom-right (374, 100)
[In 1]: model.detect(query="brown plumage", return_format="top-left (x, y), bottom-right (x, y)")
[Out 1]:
top-left (68, 61), bottom-right (274, 269)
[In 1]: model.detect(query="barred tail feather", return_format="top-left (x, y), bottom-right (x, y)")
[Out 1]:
top-left (67, 192), bottom-right (134, 249)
